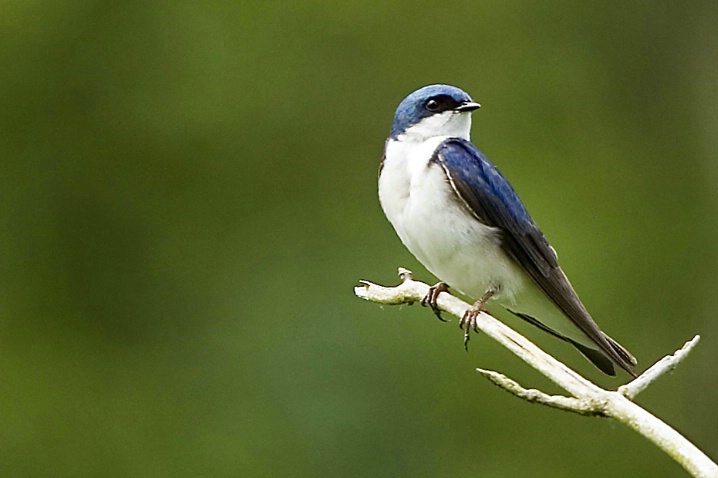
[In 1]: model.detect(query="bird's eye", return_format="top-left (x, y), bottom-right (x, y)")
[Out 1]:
top-left (425, 99), bottom-right (440, 111)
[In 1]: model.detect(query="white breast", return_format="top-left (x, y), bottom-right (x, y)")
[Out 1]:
top-left (378, 136), bottom-right (527, 304)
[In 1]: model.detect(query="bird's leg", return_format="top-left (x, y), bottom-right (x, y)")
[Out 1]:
top-left (460, 288), bottom-right (496, 350)
top-left (420, 282), bottom-right (450, 322)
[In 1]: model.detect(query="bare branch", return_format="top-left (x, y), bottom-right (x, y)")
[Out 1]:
top-left (618, 335), bottom-right (701, 400)
top-left (355, 269), bottom-right (718, 478)
top-left (476, 368), bottom-right (604, 416)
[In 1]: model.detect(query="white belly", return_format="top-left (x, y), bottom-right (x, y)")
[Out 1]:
top-left (378, 137), bottom-right (527, 305)
top-left (378, 137), bottom-right (600, 348)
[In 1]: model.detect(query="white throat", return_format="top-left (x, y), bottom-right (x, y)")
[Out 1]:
top-left (397, 111), bottom-right (472, 143)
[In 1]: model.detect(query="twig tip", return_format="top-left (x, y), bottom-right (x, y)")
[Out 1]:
top-left (397, 267), bottom-right (414, 282)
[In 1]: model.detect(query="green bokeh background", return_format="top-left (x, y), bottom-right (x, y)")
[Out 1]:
top-left (2, 2), bottom-right (717, 476)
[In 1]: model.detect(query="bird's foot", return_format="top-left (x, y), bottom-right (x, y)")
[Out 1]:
top-left (421, 282), bottom-right (450, 322)
top-left (460, 289), bottom-right (495, 350)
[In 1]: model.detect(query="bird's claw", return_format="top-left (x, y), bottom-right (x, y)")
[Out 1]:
top-left (421, 282), bottom-right (450, 322)
top-left (460, 307), bottom-right (481, 350)
top-left (460, 290), bottom-right (495, 351)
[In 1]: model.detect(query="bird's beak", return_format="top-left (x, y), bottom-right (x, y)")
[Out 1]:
top-left (455, 101), bottom-right (481, 112)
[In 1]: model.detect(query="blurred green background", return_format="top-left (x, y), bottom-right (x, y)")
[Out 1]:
top-left (1, 1), bottom-right (717, 476)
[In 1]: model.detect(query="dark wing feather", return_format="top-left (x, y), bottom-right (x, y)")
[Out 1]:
top-left (434, 138), bottom-right (635, 375)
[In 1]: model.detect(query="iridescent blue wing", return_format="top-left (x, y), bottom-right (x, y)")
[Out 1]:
top-left (434, 138), bottom-right (635, 375)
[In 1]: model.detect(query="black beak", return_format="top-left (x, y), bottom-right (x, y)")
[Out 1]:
top-left (455, 101), bottom-right (481, 112)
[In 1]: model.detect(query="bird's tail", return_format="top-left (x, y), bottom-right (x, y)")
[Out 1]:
top-left (509, 310), bottom-right (637, 377)
top-left (569, 333), bottom-right (637, 377)
top-left (604, 333), bottom-right (637, 367)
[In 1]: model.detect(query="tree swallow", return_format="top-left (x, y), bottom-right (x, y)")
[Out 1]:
top-left (378, 84), bottom-right (637, 376)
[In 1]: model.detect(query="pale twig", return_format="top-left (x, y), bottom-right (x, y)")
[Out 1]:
top-left (354, 269), bottom-right (718, 478)
top-left (476, 368), bottom-right (604, 416)
top-left (618, 335), bottom-right (701, 400)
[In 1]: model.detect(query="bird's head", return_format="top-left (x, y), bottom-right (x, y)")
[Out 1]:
top-left (390, 84), bottom-right (480, 141)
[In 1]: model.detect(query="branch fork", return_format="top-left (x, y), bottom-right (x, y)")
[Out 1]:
top-left (355, 268), bottom-right (717, 478)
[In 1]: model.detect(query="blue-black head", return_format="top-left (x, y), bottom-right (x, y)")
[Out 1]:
top-left (390, 84), bottom-right (480, 140)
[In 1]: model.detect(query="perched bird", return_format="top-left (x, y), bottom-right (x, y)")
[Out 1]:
top-left (378, 84), bottom-right (637, 376)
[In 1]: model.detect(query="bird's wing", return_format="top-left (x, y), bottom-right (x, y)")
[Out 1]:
top-left (434, 138), bottom-right (635, 374)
